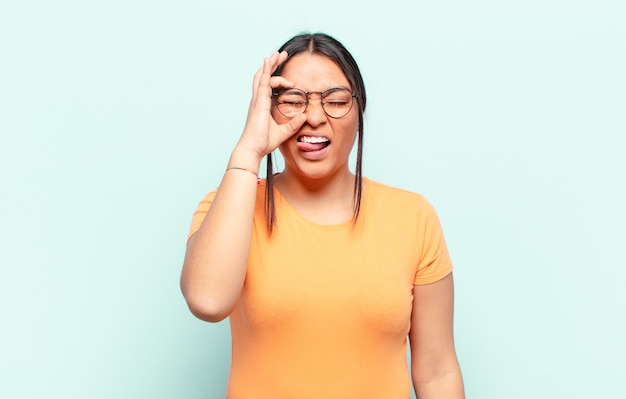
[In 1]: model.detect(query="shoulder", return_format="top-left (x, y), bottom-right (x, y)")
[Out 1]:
top-left (364, 178), bottom-right (428, 208)
top-left (362, 177), bottom-right (443, 225)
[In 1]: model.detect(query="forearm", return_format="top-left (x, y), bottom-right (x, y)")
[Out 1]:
top-left (180, 147), bottom-right (261, 322)
top-left (410, 276), bottom-right (464, 398)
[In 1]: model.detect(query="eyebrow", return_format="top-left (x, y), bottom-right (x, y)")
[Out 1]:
top-left (323, 85), bottom-right (351, 92)
top-left (281, 89), bottom-right (305, 95)
top-left (281, 85), bottom-right (352, 94)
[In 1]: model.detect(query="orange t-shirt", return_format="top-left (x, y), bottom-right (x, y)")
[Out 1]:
top-left (188, 178), bottom-right (453, 398)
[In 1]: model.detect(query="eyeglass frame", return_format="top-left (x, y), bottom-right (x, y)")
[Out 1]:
top-left (271, 86), bottom-right (358, 119)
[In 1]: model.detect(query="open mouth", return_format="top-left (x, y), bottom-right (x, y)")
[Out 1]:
top-left (297, 136), bottom-right (330, 152)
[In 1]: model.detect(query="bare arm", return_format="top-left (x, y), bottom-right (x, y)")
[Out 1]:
top-left (410, 273), bottom-right (465, 398)
top-left (180, 51), bottom-right (306, 322)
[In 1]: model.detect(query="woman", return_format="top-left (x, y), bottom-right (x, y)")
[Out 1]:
top-left (181, 33), bottom-right (464, 398)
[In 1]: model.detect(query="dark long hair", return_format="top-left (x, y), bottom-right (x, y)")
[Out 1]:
top-left (266, 33), bottom-right (367, 232)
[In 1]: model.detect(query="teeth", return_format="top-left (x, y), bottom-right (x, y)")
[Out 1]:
top-left (300, 136), bottom-right (329, 144)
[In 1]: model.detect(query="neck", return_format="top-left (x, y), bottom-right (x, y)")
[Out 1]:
top-left (275, 167), bottom-right (357, 224)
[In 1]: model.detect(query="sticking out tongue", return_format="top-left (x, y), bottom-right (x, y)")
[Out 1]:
top-left (297, 141), bottom-right (329, 152)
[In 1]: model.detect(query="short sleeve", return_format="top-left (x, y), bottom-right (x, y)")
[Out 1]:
top-left (187, 191), bottom-right (217, 241)
top-left (414, 198), bottom-right (453, 285)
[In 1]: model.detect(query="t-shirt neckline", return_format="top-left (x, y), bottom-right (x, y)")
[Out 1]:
top-left (273, 177), bottom-right (370, 231)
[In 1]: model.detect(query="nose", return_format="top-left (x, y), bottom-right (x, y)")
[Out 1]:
top-left (304, 93), bottom-right (327, 126)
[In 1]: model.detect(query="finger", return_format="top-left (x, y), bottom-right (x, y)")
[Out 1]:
top-left (250, 54), bottom-right (274, 110)
top-left (257, 55), bottom-right (274, 99)
top-left (269, 76), bottom-right (294, 89)
top-left (273, 51), bottom-right (288, 72)
top-left (268, 50), bottom-right (284, 68)
top-left (264, 52), bottom-right (279, 75)
top-left (254, 50), bottom-right (287, 93)
top-left (250, 65), bottom-right (263, 104)
top-left (251, 65), bottom-right (263, 93)
top-left (278, 113), bottom-right (307, 142)
top-left (287, 113), bottom-right (307, 134)
top-left (250, 51), bottom-right (284, 109)
top-left (278, 50), bottom-right (288, 63)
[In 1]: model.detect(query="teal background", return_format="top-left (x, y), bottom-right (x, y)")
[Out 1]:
top-left (1, 1), bottom-right (625, 398)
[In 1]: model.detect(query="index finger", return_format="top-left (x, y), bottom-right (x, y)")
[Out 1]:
top-left (259, 51), bottom-right (288, 87)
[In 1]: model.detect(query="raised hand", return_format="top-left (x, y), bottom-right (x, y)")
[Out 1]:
top-left (234, 51), bottom-right (307, 164)
top-left (182, 53), bottom-right (306, 323)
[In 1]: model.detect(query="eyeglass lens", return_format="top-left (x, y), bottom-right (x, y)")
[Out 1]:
top-left (275, 88), bottom-right (354, 118)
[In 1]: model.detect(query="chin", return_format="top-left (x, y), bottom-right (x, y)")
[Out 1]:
top-left (292, 160), bottom-right (349, 181)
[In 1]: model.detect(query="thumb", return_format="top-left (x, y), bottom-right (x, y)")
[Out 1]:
top-left (279, 113), bottom-right (307, 141)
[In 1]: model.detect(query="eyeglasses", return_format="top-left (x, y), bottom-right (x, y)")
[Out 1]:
top-left (272, 86), bottom-right (357, 119)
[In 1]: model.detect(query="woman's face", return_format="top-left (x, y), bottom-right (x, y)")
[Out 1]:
top-left (273, 53), bottom-right (359, 181)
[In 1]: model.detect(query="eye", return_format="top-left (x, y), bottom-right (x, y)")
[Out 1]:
top-left (276, 89), bottom-right (307, 104)
top-left (281, 100), bottom-right (306, 106)
top-left (324, 100), bottom-right (349, 106)
top-left (322, 88), bottom-right (352, 104)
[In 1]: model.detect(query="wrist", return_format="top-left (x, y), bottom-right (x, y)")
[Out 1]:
top-left (229, 146), bottom-right (263, 174)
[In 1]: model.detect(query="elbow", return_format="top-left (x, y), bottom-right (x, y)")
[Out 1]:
top-left (179, 258), bottom-right (240, 322)
top-left (180, 282), bottom-right (234, 322)
top-left (184, 294), bottom-right (233, 322)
